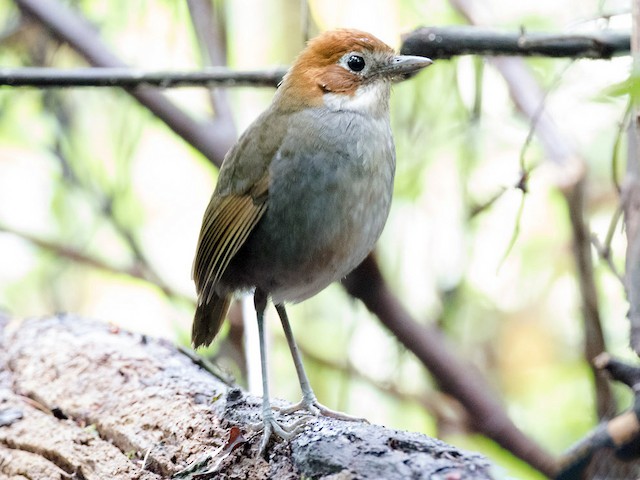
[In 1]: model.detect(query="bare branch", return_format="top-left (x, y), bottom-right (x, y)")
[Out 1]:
top-left (611, 102), bottom-right (633, 194)
top-left (0, 315), bottom-right (495, 479)
top-left (0, 66), bottom-right (285, 88)
top-left (591, 230), bottom-right (625, 285)
top-left (186, 0), bottom-right (228, 68)
top-left (0, 24), bottom-right (631, 90)
top-left (555, 354), bottom-right (640, 479)
top-left (402, 26), bottom-right (629, 59)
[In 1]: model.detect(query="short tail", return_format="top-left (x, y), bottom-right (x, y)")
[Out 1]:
top-left (192, 293), bottom-right (231, 348)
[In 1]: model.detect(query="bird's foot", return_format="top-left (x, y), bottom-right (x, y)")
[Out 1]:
top-left (250, 410), bottom-right (308, 457)
top-left (276, 393), bottom-right (368, 422)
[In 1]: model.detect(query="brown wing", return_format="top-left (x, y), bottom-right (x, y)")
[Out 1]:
top-left (190, 179), bottom-right (267, 349)
top-left (191, 108), bottom-right (284, 348)
top-left (192, 174), bottom-right (269, 304)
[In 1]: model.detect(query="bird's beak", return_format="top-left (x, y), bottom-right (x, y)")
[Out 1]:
top-left (382, 55), bottom-right (433, 81)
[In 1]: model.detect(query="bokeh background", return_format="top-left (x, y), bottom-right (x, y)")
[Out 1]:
top-left (0, 0), bottom-right (634, 478)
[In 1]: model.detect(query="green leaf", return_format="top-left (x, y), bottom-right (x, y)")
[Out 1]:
top-left (604, 74), bottom-right (640, 104)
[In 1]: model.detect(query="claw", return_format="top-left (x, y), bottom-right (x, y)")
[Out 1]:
top-left (276, 393), bottom-right (368, 422)
top-left (251, 411), bottom-right (309, 457)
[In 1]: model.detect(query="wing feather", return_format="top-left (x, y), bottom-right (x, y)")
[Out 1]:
top-left (195, 196), bottom-right (244, 282)
top-left (193, 175), bottom-right (269, 304)
top-left (191, 108), bottom-right (283, 347)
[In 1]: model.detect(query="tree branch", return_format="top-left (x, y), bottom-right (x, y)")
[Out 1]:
top-left (401, 26), bottom-right (629, 59)
top-left (0, 66), bottom-right (285, 88)
top-left (0, 315), bottom-right (494, 480)
top-left (0, 25), bottom-right (631, 89)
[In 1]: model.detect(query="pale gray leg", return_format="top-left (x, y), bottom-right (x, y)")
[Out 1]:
top-left (253, 291), bottom-right (306, 456)
top-left (274, 303), bottom-right (366, 422)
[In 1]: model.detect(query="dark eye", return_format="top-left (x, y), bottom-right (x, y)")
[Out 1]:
top-left (346, 54), bottom-right (365, 72)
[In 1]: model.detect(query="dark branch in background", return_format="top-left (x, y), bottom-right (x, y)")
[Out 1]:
top-left (342, 256), bottom-right (558, 478)
top-left (0, 26), bottom-right (631, 89)
top-left (15, 0), bottom-right (234, 167)
top-left (186, 0), bottom-right (236, 141)
top-left (402, 26), bottom-right (629, 59)
top-left (0, 66), bottom-right (285, 88)
top-left (443, 0), bottom-right (615, 422)
top-left (556, 354), bottom-right (640, 479)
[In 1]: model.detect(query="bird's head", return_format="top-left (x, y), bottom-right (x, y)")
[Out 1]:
top-left (274, 29), bottom-right (432, 116)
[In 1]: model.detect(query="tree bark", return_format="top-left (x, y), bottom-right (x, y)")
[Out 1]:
top-left (0, 315), bottom-right (493, 480)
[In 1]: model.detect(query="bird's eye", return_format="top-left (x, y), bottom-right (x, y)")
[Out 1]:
top-left (346, 54), bottom-right (365, 72)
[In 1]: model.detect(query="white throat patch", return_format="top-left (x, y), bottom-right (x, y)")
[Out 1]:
top-left (323, 81), bottom-right (390, 116)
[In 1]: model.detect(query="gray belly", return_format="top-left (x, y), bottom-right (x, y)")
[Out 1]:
top-left (221, 109), bottom-right (395, 303)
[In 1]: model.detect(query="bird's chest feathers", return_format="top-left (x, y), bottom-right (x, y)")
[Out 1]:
top-left (270, 109), bottom-right (394, 210)
top-left (264, 109), bottom-right (395, 271)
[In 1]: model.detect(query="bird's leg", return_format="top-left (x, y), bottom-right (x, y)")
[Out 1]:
top-left (274, 303), bottom-right (366, 422)
top-left (252, 290), bottom-right (306, 456)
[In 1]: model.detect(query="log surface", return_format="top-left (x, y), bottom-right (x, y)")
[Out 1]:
top-left (0, 315), bottom-right (493, 479)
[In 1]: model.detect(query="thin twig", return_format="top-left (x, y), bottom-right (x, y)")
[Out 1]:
top-left (0, 25), bottom-right (632, 89)
top-left (591, 230), bottom-right (625, 284)
top-left (496, 188), bottom-right (526, 272)
top-left (612, 101), bottom-right (633, 194)
top-left (518, 62), bottom-right (574, 171)
top-left (496, 61), bottom-right (573, 268)
top-left (0, 66), bottom-right (285, 88)
top-left (605, 205), bottom-right (623, 251)
top-left (469, 186), bottom-right (507, 218)
top-left (177, 346), bottom-right (235, 386)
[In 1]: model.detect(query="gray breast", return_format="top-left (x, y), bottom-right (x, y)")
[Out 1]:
top-left (224, 107), bottom-right (395, 304)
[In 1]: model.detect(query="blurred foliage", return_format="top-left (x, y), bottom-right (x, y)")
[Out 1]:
top-left (0, 0), bottom-right (635, 478)
top-left (606, 73), bottom-right (640, 104)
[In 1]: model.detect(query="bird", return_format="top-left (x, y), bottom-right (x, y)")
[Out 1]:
top-left (191, 28), bottom-right (432, 455)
